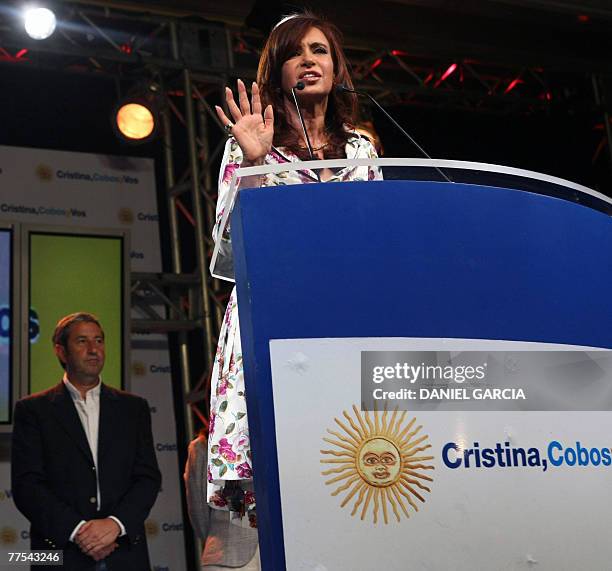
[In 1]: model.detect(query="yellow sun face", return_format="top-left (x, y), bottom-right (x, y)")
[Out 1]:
top-left (321, 405), bottom-right (434, 524)
top-left (357, 437), bottom-right (401, 487)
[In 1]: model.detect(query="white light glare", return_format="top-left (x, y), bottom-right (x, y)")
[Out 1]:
top-left (24, 7), bottom-right (57, 40)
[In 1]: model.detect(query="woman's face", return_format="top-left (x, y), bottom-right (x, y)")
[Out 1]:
top-left (281, 26), bottom-right (335, 100)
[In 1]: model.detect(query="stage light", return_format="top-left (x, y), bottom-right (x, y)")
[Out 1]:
top-left (504, 78), bottom-right (524, 94)
top-left (369, 58), bottom-right (382, 71)
top-left (440, 63), bottom-right (457, 82)
top-left (434, 63), bottom-right (458, 88)
top-left (23, 7), bottom-right (56, 40)
top-left (115, 102), bottom-right (155, 141)
top-left (113, 82), bottom-right (161, 143)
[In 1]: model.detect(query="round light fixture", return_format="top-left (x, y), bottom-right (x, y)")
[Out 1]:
top-left (115, 102), bottom-right (156, 141)
top-left (24, 7), bottom-right (57, 40)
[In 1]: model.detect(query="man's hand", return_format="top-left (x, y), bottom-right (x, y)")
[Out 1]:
top-left (76, 518), bottom-right (120, 559)
top-left (90, 542), bottom-right (118, 561)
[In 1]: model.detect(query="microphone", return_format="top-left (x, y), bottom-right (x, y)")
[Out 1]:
top-left (291, 82), bottom-right (321, 181)
top-left (336, 84), bottom-right (452, 183)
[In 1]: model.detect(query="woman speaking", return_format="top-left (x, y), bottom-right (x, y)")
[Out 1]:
top-left (207, 10), bottom-right (380, 536)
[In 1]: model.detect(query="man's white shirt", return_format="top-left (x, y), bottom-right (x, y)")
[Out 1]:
top-left (63, 377), bottom-right (126, 541)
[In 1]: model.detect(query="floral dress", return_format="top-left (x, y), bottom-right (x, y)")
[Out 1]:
top-left (207, 133), bottom-right (381, 516)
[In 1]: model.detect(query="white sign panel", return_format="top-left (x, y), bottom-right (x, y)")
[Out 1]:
top-left (0, 145), bottom-right (160, 270)
top-left (270, 338), bottom-right (612, 571)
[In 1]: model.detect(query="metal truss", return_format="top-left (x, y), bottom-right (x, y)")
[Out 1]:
top-left (348, 49), bottom-right (555, 115)
top-left (131, 272), bottom-right (202, 333)
top-left (0, 1), bottom-right (602, 111)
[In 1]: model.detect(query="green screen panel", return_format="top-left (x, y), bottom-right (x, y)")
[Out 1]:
top-left (29, 233), bottom-right (124, 394)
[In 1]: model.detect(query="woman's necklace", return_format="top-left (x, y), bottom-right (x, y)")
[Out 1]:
top-left (300, 142), bottom-right (329, 152)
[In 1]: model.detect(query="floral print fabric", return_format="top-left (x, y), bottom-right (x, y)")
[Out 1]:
top-left (207, 133), bottom-right (381, 512)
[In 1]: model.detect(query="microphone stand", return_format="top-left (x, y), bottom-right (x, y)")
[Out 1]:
top-left (338, 84), bottom-right (452, 184)
top-left (291, 82), bottom-right (322, 182)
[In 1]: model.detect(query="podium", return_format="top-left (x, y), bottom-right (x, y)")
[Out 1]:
top-left (213, 159), bottom-right (612, 570)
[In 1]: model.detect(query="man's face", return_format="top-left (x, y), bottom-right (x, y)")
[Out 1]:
top-left (55, 321), bottom-right (105, 383)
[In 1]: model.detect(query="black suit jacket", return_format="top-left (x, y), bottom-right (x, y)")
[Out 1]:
top-left (11, 382), bottom-right (162, 571)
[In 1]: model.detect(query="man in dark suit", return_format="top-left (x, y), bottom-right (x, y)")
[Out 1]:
top-left (11, 312), bottom-right (161, 570)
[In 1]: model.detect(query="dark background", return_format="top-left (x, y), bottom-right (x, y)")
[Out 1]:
top-left (1, 0), bottom-right (612, 193)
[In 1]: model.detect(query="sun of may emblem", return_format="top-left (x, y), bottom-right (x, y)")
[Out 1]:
top-left (320, 405), bottom-right (434, 524)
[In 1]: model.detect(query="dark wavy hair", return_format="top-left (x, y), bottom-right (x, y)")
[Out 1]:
top-left (256, 12), bottom-right (357, 160)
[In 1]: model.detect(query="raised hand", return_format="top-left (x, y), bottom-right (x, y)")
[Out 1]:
top-left (215, 79), bottom-right (274, 166)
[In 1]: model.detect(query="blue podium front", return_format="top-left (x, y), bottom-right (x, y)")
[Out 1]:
top-left (230, 179), bottom-right (612, 570)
